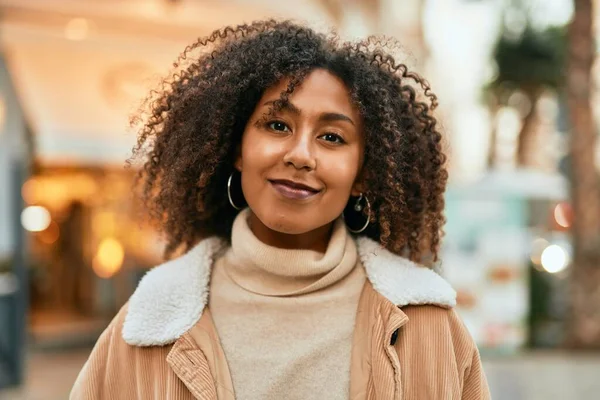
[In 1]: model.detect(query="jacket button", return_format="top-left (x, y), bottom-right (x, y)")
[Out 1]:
top-left (390, 328), bottom-right (399, 346)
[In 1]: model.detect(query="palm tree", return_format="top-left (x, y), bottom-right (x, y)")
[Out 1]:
top-left (487, 24), bottom-right (566, 167)
top-left (565, 0), bottom-right (600, 349)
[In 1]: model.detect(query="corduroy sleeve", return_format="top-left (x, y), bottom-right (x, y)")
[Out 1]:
top-left (70, 316), bottom-right (118, 399)
top-left (70, 305), bottom-right (139, 400)
top-left (462, 344), bottom-right (491, 400)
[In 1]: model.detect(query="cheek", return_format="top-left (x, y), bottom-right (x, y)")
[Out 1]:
top-left (240, 131), bottom-right (282, 174)
top-left (322, 150), bottom-right (362, 193)
top-left (238, 129), bottom-right (281, 202)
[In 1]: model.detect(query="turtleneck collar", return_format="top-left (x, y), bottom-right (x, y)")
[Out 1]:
top-left (223, 208), bottom-right (358, 296)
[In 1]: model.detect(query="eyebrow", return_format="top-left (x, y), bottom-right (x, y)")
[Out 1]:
top-left (263, 100), bottom-right (355, 126)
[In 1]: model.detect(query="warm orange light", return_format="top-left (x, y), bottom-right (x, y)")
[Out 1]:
top-left (21, 178), bottom-right (38, 204)
top-left (93, 238), bottom-right (124, 279)
top-left (38, 221), bottom-right (60, 245)
top-left (554, 202), bottom-right (572, 228)
top-left (92, 211), bottom-right (116, 236)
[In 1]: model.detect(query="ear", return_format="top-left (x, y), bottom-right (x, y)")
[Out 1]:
top-left (351, 177), bottom-right (366, 197)
top-left (351, 183), bottom-right (364, 197)
top-left (351, 168), bottom-right (367, 197)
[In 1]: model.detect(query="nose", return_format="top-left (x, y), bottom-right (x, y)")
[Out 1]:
top-left (283, 133), bottom-right (316, 171)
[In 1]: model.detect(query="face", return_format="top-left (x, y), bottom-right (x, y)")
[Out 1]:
top-left (235, 68), bottom-right (364, 240)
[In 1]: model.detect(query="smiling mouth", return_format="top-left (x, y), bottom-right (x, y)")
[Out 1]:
top-left (268, 179), bottom-right (322, 200)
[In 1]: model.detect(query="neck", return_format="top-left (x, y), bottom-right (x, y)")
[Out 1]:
top-left (247, 211), bottom-right (333, 253)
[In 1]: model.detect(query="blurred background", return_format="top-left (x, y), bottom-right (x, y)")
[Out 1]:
top-left (0, 0), bottom-right (599, 399)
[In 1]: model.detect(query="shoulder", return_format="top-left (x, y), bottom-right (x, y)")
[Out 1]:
top-left (71, 304), bottom-right (132, 398)
top-left (71, 304), bottom-right (174, 399)
top-left (400, 305), bottom-right (479, 367)
top-left (402, 305), bottom-right (473, 335)
top-left (395, 305), bottom-right (490, 398)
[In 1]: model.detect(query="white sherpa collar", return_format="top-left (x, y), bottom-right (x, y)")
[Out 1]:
top-left (122, 236), bottom-right (456, 347)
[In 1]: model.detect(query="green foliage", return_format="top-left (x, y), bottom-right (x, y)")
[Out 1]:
top-left (492, 26), bottom-right (567, 90)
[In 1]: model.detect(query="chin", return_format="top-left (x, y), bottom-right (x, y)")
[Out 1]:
top-left (249, 204), bottom-right (320, 234)
top-left (263, 213), bottom-right (316, 235)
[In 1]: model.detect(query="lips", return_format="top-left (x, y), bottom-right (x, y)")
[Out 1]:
top-left (269, 179), bottom-right (322, 200)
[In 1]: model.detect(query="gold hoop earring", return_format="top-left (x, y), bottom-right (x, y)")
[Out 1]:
top-left (345, 193), bottom-right (371, 234)
top-left (227, 172), bottom-right (243, 210)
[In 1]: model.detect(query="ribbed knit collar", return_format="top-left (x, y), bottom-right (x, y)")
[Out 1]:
top-left (223, 208), bottom-right (358, 296)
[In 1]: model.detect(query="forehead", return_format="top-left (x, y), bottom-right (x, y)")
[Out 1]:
top-left (261, 69), bottom-right (359, 118)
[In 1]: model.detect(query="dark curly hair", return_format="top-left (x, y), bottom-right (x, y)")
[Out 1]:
top-left (130, 19), bottom-right (448, 264)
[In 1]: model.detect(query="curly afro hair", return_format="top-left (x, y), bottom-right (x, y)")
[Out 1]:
top-left (130, 19), bottom-right (448, 264)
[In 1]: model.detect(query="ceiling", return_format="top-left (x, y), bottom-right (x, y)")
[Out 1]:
top-left (0, 0), bottom-right (336, 164)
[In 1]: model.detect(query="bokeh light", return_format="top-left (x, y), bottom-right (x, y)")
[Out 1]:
top-left (21, 206), bottom-right (51, 232)
top-left (93, 238), bottom-right (124, 279)
top-left (38, 221), bottom-right (60, 245)
top-left (530, 237), bottom-right (549, 267)
top-left (21, 178), bottom-right (38, 204)
top-left (554, 202), bottom-right (572, 228)
top-left (540, 244), bottom-right (569, 274)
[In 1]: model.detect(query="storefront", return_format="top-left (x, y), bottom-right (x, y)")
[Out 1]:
top-left (21, 167), bottom-right (164, 349)
top-left (444, 169), bottom-right (572, 354)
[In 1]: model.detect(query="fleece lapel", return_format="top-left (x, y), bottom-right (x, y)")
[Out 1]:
top-left (122, 236), bottom-right (455, 347)
top-left (122, 237), bottom-right (225, 346)
top-left (356, 237), bottom-right (456, 308)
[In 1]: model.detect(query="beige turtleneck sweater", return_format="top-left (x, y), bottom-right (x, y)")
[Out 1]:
top-left (208, 209), bottom-right (366, 400)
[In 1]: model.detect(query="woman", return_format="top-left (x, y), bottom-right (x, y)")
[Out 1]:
top-left (72, 20), bottom-right (490, 399)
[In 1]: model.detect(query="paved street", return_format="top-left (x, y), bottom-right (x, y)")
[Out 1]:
top-left (484, 352), bottom-right (600, 400)
top-left (2, 350), bottom-right (600, 399)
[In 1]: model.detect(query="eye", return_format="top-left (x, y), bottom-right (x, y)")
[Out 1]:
top-left (267, 120), bottom-right (290, 132)
top-left (320, 133), bottom-right (346, 144)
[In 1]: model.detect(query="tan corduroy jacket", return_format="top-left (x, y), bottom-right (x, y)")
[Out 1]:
top-left (71, 237), bottom-right (491, 400)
